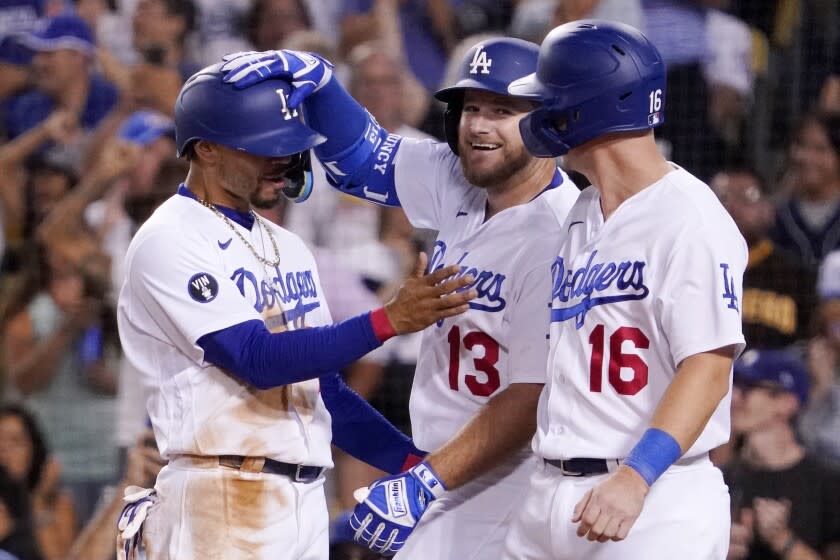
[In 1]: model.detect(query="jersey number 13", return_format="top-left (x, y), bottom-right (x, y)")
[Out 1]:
top-left (447, 326), bottom-right (500, 397)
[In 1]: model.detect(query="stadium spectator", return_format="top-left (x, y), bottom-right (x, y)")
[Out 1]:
top-left (97, 0), bottom-right (198, 117)
top-left (340, 0), bottom-right (458, 92)
top-left (0, 405), bottom-right (75, 560)
top-left (799, 254), bottom-right (840, 465)
top-left (72, 0), bottom-right (136, 65)
top-left (0, 465), bottom-right (41, 560)
top-left (711, 166), bottom-right (816, 349)
top-left (246, 0), bottom-right (313, 53)
top-left (131, 0), bottom-right (196, 71)
top-left (642, 1), bottom-right (755, 179)
top-left (186, 0), bottom-right (251, 67)
top-left (725, 349), bottom-right (840, 560)
top-left (3, 15), bottom-right (117, 144)
top-left (771, 111), bottom-right (840, 269)
top-left (1, 239), bottom-right (118, 525)
top-left (0, 109), bottom-right (78, 283)
top-left (0, 0), bottom-right (62, 102)
top-left (348, 43), bottom-right (429, 138)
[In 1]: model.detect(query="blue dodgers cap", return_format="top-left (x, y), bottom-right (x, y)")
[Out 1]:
top-left (733, 349), bottom-right (810, 405)
top-left (118, 110), bottom-right (175, 146)
top-left (21, 14), bottom-right (95, 55)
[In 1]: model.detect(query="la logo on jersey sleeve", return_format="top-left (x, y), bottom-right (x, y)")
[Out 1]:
top-left (188, 272), bottom-right (219, 303)
top-left (719, 263), bottom-right (739, 312)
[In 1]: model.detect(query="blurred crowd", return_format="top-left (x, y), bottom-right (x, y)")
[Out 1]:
top-left (0, 0), bottom-right (838, 559)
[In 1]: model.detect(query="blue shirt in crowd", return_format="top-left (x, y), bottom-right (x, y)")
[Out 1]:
top-left (3, 74), bottom-right (118, 140)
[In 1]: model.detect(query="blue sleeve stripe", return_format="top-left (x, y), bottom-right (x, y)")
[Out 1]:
top-left (196, 313), bottom-right (382, 390)
top-left (321, 372), bottom-right (423, 474)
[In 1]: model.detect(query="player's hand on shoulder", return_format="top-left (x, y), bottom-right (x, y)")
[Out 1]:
top-left (349, 461), bottom-right (446, 556)
top-left (220, 49), bottom-right (333, 107)
top-left (384, 252), bottom-right (477, 334)
top-left (572, 465), bottom-right (649, 543)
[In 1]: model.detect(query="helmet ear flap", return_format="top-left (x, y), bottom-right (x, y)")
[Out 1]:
top-left (443, 99), bottom-right (463, 155)
top-left (280, 151), bottom-right (314, 203)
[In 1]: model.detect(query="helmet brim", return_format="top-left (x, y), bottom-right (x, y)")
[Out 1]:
top-left (507, 72), bottom-right (554, 101)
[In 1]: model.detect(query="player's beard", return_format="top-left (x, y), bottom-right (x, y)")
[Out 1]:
top-left (250, 180), bottom-right (283, 209)
top-left (460, 144), bottom-right (532, 189)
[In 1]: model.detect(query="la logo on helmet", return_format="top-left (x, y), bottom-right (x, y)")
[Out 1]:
top-left (275, 88), bottom-right (299, 121)
top-left (469, 46), bottom-right (492, 75)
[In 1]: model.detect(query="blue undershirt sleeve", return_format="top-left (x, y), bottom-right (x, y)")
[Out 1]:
top-left (302, 78), bottom-right (402, 206)
top-left (320, 372), bottom-right (425, 474)
top-left (305, 77), bottom-right (370, 157)
top-left (196, 314), bottom-right (382, 390)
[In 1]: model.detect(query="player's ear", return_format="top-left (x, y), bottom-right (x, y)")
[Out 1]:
top-left (192, 140), bottom-right (217, 164)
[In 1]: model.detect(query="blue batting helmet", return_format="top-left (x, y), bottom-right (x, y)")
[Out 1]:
top-left (175, 63), bottom-right (326, 201)
top-left (508, 20), bottom-right (667, 157)
top-left (175, 62), bottom-right (326, 158)
top-left (434, 37), bottom-right (540, 155)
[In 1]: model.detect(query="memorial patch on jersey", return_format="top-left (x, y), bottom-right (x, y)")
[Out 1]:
top-left (188, 272), bottom-right (219, 303)
top-left (550, 250), bottom-right (649, 328)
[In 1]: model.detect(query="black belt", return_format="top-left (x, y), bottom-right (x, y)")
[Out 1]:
top-left (545, 457), bottom-right (617, 477)
top-left (218, 455), bottom-right (324, 483)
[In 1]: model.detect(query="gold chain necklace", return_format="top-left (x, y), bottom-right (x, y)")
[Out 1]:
top-left (194, 194), bottom-right (282, 267)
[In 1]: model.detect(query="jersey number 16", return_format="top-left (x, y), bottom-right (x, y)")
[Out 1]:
top-left (588, 324), bottom-right (649, 395)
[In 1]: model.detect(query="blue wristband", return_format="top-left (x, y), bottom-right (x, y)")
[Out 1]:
top-left (622, 428), bottom-right (682, 487)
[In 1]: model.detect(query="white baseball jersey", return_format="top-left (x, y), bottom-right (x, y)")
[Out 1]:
top-left (536, 165), bottom-right (747, 461)
top-left (391, 139), bottom-right (579, 453)
top-left (117, 187), bottom-right (334, 467)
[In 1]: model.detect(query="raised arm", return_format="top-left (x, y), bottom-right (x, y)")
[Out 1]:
top-left (220, 50), bottom-right (407, 207)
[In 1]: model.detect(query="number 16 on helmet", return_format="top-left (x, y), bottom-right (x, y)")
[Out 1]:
top-left (508, 20), bottom-right (667, 157)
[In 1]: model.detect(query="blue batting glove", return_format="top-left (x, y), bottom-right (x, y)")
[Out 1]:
top-left (220, 49), bottom-right (334, 108)
top-left (349, 461), bottom-right (446, 557)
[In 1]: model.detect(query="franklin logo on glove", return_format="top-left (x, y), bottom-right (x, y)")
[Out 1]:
top-left (349, 461), bottom-right (447, 556)
top-left (387, 480), bottom-right (409, 517)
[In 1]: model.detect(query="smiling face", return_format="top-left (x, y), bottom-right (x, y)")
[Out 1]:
top-left (457, 89), bottom-right (536, 190)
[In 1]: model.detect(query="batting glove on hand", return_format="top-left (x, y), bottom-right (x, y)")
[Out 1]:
top-left (349, 461), bottom-right (446, 557)
top-left (117, 486), bottom-right (157, 560)
top-left (220, 49), bottom-right (333, 107)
